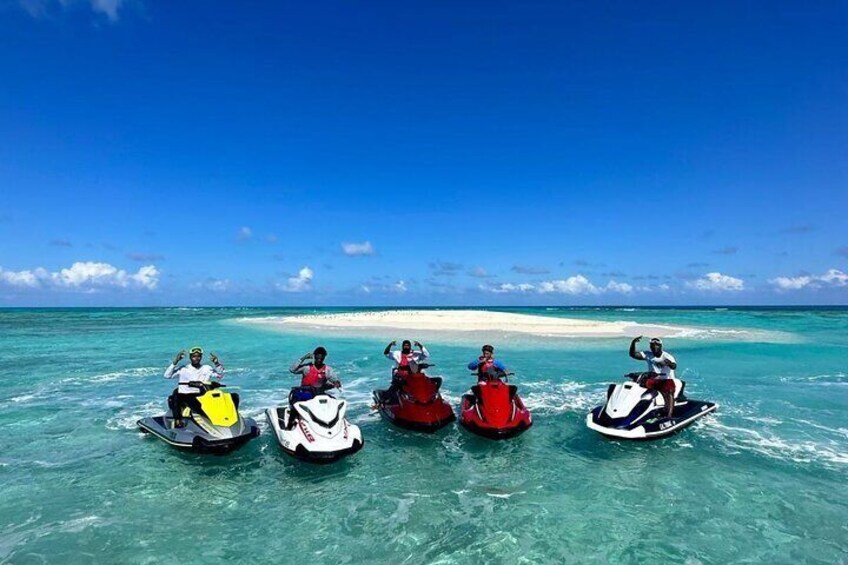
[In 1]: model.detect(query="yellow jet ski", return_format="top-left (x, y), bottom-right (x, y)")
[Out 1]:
top-left (138, 381), bottom-right (259, 454)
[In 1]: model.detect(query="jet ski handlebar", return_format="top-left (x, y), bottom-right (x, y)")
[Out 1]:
top-left (625, 372), bottom-right (651, 384)
top-left (472, 370), bottom-right (514, 382)
top-left (187, 380), bottom-right (225, 393)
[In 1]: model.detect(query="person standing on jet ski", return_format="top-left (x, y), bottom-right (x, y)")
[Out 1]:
top-left (468, 344), bottom-right (507, 381)
top-left (629, 336), bottom-right (677, 418)
top-left (380, 339), bottom-right (430, 402)
top-left (163, 346), bottom-right (224, 427)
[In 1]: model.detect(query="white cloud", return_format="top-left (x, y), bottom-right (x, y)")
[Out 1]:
top-left (236, 227), bottom-right (253, 241)
top-left (0, 268), bottom-right (43, 288)
top-left (820, 269), bottom-right (848, 286)
top-left (686, 272), bottom-right (745, 292)
top-left (90, 0), bottom-right (123, 21)
top-left (130, 265), bottom-right (159, 290)
top-left (393, 280), bottom-right (408, 293)
top-left (483, 275), bottom-right (634, 295)
top-left (19, 0), bottom-right (126, 21)
top-left (511, 265), bottom-right (550, 275)
top-left (191, 278), bottom-right (231, 292)
top-left (770, 268), bottom-right (848, 291)
top-left (278, 267), bottom-right (313, 293)
top-left (342, 241), bottom-right (375, 256)
top-left (538, 275), bottom-right (600, 295)
top-left (0, 262), bottom-right (159, 291)
top-left (606, 280), bottom-right (634, 294)
top-left (482, 283), bottom-right (537, 294)
top-left (770, 275), bottom-right (812, 291)
top-left (469, 267), bottom-right (493, 278)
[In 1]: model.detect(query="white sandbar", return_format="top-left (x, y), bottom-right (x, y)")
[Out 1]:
top-left (238, 309), bottom-right (686, 339)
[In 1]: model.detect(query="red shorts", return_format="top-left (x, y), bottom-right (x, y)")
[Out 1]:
top-left (644, 377), bottom-right (675, 394)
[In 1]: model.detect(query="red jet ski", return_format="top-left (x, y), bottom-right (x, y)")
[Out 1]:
top-left (372, 365), bottom-right (456, 433)
top-left (460, 370), bottom-right (532, 439)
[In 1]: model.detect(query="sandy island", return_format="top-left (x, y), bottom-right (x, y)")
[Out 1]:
top-left (238, 309), bottom-right (690, 339)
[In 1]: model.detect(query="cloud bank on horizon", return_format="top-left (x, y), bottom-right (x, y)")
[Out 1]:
top-left (1, 2), bottom-right (846, 306)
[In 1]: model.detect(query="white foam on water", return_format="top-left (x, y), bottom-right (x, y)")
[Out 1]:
top-left (703, 420), bottom-right (848, 468)
top-left (521, 380), bottom-right (605, 414)
top-left (670, 326), bottom-right (796, 343)
top-left (105, 400), bottom-right (161, 431)
top-left (792, 419), bottom-right (848, 439)
top-left (741, 415), bottom-right (784, 426)
top-left (8, 394), bottom-right (38, 404)
top-left (485, 491), bottom-right (526, 499)
top-left (58, 515), bottom-right (105, 533)
top-left (779, 373), bottom-right (848, 387)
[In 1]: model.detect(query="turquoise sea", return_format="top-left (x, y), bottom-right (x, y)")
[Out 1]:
top-left (0, 307), bottom-right (846, 564)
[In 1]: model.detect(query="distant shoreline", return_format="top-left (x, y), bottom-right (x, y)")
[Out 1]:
top-left (2, 305), bottom-right (847, 311)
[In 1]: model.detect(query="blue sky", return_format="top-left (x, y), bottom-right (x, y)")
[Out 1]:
top-left (1, 0), bottom-right (846, 306)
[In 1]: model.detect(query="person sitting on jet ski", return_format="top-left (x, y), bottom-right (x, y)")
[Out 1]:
top-left (289, 346), bottom-right (340, 396)
top-left (467, 344), bottom-right (507, 381)
top-left (379, 339), bottom-right (430, 403)
top-left (287, 347), bottom-right (341, 427)
top-left (629, 336), bottom-right (677, 418)
top-left (384, 339), bottom-right (430, 375)
top-left (163, 346), bottom-right (224, 427)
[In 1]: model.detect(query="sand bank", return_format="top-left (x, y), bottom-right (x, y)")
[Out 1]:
top-left (238, 309), bottom-right (687, 339)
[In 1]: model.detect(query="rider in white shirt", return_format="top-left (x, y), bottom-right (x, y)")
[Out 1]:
top-left (379, 340), bottom-right (429, 403)
top-left (384, 340), bottom-right (429, 375)
top-left (163, 346), bottom-right (224, 426)
top-left (629, 337), bottom-right (677, 418)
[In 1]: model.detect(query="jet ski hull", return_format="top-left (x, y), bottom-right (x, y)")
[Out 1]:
top-left (459, 382), bottom-right (533, 440)
top-left (137, 416), bottom-right (260, 454)
top-left (372, 390), bottom-right (456, 433)
top-left (265, 404), bottom-right (363, 465)
top-left (587, 377), bottom-right (718, 440)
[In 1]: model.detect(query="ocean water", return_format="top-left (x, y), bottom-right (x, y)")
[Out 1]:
top-left (0, 307), bottom-right (846, 564)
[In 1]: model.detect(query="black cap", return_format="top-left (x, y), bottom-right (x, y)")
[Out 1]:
top-left (482, 344), bottom-right (494, 353)
top-left (313, 346), bottom-right (327, 356)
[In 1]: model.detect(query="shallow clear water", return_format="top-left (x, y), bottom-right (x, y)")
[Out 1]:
top-left (0, 307), bottom-right (846, 563)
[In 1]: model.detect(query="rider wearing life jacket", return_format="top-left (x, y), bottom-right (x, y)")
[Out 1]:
top-left (289, 346), bottom-right (340, 389)
top-left (384, 339), bottom-right (430, 376)
top-left (287, 347), bottom-right (340, 427)
top-left (467, 344), bottom-right (507, 381)
top-left (379, 339), bottom-right (430, 403)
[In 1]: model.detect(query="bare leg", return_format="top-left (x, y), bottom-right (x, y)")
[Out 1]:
top-left (663, 391), bottom-right (674, 418)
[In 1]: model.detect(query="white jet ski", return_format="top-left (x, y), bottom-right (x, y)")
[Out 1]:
top-left (265, 385), bottom-right (363, 463)
top-left (586, 373), bottom-right (717, 440)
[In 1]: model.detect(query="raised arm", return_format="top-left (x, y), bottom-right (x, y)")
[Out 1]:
top-left (290, 352), bottom-right (312, 374)
top-left (210, 352), bottom-right (224, 378)
top-left (629, 337), bottom-right (646, 361)
top-left (164, 350), bottom-right (185, 378)
top-left (384, 341), bottom-right (396, 357)
top-left (415, 341), bottom-right (429, 360)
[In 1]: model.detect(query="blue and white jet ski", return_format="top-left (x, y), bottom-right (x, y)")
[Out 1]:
top-left (586, 373), bottom-right (717, 440)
